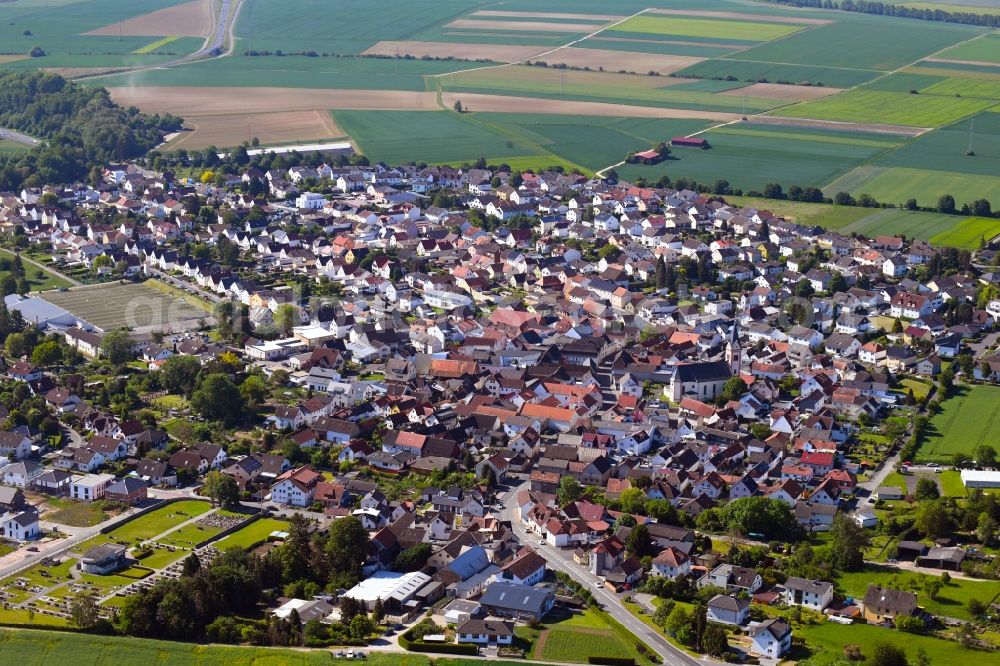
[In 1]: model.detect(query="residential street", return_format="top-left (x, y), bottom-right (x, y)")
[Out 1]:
top-left (500, 481), bottom-right (720, 666)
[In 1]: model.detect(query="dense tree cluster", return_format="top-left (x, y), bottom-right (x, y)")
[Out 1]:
top-left (0, 71), bottom-right (182, 190)
top-left (118, 515), bottom-right (371, 645)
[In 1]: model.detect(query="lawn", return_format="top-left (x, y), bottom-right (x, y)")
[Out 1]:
top-left (103, 500), bottom-right (213, 545)
top-left (156, 521), bottom-right (228, 549)
top-left (213, 518), bottom-right (290, 551)
top-left (527, 608), bottom-right (651, 664)
top-left (880, 471), bottom-right (908, 494)
top-left (917, 384), bottom-right (1000, 463)
top-left (137, 546), bottom-right (190, 570)
top-left (0, 627), bottom-right (337, 665)
top-left (0, 249), bottom-right (73, 292)
top-left (938, 470), bottom-right (967, 497)
top-left (771, 89), bottom-right (997, 127)
top-left (900, 378), bottom-right (932, 401)
top-left (835, 564), bottom-right (1000, 620)
top-left (43, 498), bottom-right (107, 527)
top-left (797, 620), bottom-right (990, 665)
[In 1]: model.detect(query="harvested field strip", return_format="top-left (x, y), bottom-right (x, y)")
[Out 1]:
top-left (132, 35), bottom-right (181, 54)
top-left (529, 47), bottom-right (704, 75)
top-left (905, 65), bottom-right (1000, 81)
top-left (926, 57), bottom-right (1000, 68)
top-left (85, 0), bottom-right (212, 37)
top-left (610, 16), bottom-right (803, 42)
top-left (472, 10), bottom-right (625, 21)
top-left (718, 81), bottom-right (843, 101)
top-left (645, 8), bottom-right (831, 25)
top-left (165, 110), bottom-right (346, 150)
top-left (448, 19), bottom-right (599, 33)
top-left (362, 40), bottom-right (541, 63)
top-left (107, 87), bottom-right (441, 115)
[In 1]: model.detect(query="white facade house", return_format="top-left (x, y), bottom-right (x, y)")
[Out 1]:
top-left (750, 619), bottom-right (793, 659)
top-left (2, 509), bottom-right (40, 541)
top-left (70, 473), bottom-right (114, 501)
top-left (783, 577), bottom-right (833, 611)
top-left (650, 547), bottom-right (691, 579)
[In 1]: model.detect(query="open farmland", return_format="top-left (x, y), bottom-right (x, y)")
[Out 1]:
top-left (0, 0), bottom-right (204, 69)
top-left (933, 33), bottom-right (1000, 64)
top-left (40, 282), bottom-right (206, 332)
top-left (619, 122), bottom-right (897, 191)
top-left (770, 89), bottom-right (996, 128)
top-left (917, 385), bottom-right (1000, 463)
top-left (610, 15), bottom-right (803, 42)
top-left (440, 66), bottom-right (780, 113)
top-left (164, 109), bottom-right (345, 150)
top-left (827, 165), bottom-right (1000, 210)
top-left (85, 0), bottom-right (212, 37)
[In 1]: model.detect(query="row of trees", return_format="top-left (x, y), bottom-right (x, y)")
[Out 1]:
top-left (768, 0), bottom-right (1000, 28)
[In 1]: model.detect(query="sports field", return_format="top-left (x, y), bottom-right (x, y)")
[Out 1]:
top-left (40, 282), bottom-right (207, 332)
top-left (917, 385), bottom-right (1000, 463)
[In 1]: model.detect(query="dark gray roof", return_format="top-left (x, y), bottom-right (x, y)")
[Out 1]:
top-left (480, 582), bottom-right (552, 614)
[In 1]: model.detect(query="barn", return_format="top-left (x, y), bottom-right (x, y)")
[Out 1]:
top-left (630, 149), bottom-right (664, 165)
top-left (671, 136), bottom-right (710, 149)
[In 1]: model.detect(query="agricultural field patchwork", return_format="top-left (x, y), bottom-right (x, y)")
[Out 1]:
top-left (827, 165), bottom-right (1000, 211)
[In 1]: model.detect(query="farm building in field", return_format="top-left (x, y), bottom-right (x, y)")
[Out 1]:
top-left (671, 136), bottom-right (710, 149)
top-left (630, 149), bottom-right (664, 165)
top-left (961, 469), bottom-right (1000, 488)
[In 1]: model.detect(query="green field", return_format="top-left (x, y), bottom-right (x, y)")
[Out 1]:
top-left (797, 621), bottom-right (989, 665)
top-left (0, 0), bottom-right (203, 70)
top-left (922, 77), bottom-right (1000, 100)
top-left (441, 66), bottom-right (783, 113)
top-left (918, 385), bottom-right (1000, 463)
top-left (935, 33), bottom-right (1000, 63)
top-left (732, 18), bottom-right (979, 70)
top-left (618, 122), bottom-right (893, 190)
top-left (873, 112), bottom-right (1000, 178)
top-left (610, 16), bottom-right (802, 42)
top-left (235, 0), bottom-right (475, 55)
top-left (836, 564), bottom-right (1000, 621)
top-left (88, 54), bottom-right (485, 91)
top-left (0, 628), bottom-right (339, 665)
top-left (938, 470), bottom-right (967, 497)
top-left (213, 518), bottom-right (290, 551)
top-left (827, 165), bottom-right (1000, 211)
top-left (771, 89), bottom-right (997, 127)
top-left (674, 59), bottom-right (878, 88)
top-left (721, 196), bottom-right (877, 228)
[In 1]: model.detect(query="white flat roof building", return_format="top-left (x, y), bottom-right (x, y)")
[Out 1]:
top-left (342, 570), bottom-right (431, 609)
top-left (961, 469), bottom-right (1000, 488)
